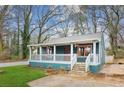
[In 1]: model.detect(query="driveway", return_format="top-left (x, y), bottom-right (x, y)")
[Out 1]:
top-left (28, 74), bottom-right (124, 87)
top-left (0, 61), bottom-right (29, 67)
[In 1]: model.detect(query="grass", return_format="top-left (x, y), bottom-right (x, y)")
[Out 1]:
top-left (0, 65), bottom-right (46, 87)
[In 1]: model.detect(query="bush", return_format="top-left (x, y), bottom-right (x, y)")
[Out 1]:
top-left (10, 55), bottom-right (20, 60)
top-left (106, 48), bottom-right (124, 59)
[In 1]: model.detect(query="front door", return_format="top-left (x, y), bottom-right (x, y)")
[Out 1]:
top-left (77, 44), bottom-right (92, 62)
top-left (64, 46), bottom-right (70, 61)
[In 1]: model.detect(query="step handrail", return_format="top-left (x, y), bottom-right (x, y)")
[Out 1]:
top-left (85, 53), bottom-right (91, 72)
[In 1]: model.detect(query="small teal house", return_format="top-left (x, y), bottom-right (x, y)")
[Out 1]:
top-left (28, 32), bottom-right (105, 73)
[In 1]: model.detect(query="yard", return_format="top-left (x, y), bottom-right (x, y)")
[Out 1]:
top-left (0, 65), bottom-right (46, 87)
top-left (28, 63), bottom-right (124, 87)
top-left (1, 62), bottom-right (124, 87)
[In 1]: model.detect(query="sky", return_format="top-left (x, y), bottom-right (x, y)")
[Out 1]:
top-left (7, 5), bottom-right (113, 47)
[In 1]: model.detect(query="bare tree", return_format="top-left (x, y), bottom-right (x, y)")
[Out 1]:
top-left (0, 5), bottom-right (9, 52)
top-left (36, 6), bottom-right (63, 43)
top-left (99, 6), bottom-right (124, 57)
top-left (55, 6), bottom-right (76, 37)
top-left (14, 6), bottom-right (33, 59)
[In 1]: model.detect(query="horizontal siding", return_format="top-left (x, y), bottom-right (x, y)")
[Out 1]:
top-left (77, 57), bottom-right (86, 62)
top-left (89, 64), bottom-right (101, 73)
top-left (29, 62), bottom-right (71, 70)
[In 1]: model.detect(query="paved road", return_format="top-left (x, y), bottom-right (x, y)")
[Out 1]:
top-left (0, 61), bottom-right (29, 67)
top-left (28, 75), bottom-right (124, 87)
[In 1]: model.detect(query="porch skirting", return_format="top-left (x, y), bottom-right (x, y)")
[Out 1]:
top-left (89, 64), bottom-right (102, 73)
top-left (29, 61), bottom-right (71, 70)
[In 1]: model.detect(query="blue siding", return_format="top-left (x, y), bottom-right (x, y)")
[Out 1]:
top-left (77, 57), bottom-right (86, 62)
top-left (56, 46), bottom-right (65, 54)
top-left (29, 62), bottom-right (71, 70)
top-left (89, 64), bottom-right (101, 73)
top-left (42, 45), bottom-right (77, 54)
top-left (42, 47), bottom-right (47, 54)
top-left (73, 47), bottom-right (77, 53)
top-left (96, 42), bottom-right (99, 54)
top-left (42, 43), bottom-right (99, 55)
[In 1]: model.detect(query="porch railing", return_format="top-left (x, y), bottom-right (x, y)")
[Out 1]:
top-left (42, 54), bottom-right (54, 61)
top-left (71, 54), bottom-right (77, 70)
top-left (31, 54), bottom-right (41, 60)
top-left (31, 54), bottom-right (77, 69)
top-left (85, 54), bottom-right (100, 72)
top-left (31, 54), bottom-right (77, 62)
top-left (55, 54), bottom-right (71, 61)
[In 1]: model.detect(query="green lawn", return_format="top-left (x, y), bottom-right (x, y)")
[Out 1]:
top-left (0, 65), bottom-right (46, 87)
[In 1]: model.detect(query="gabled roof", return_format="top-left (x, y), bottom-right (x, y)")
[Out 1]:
top-left (28, 32), bottom-right (102, 46)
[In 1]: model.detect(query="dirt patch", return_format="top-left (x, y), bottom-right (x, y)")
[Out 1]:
top-left (114, 59), bottom-right (124, 64)
top-left (83, 72), bottom-right (124, 85)
top-left (28, 60), bottom-right (124, 87)
top-left (100, 64), bottom-right (124, 76)
top-left (45, 68), bottom-right (69, 75)
top-left (28, 74), bottom-right (124, 87)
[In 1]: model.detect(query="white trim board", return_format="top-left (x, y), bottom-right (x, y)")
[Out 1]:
top-left (29, 60), bottom-right (71, 64)
top-left (89, 62), bottom-right (100, 65)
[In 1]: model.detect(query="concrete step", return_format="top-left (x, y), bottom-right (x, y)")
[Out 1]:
top-left (75, 63), bottom-right (85, 65)
top-left (74, 65), bottom-right (85, 67)
top-left (73, 64), bottom-right (85, 66)
top-left (73, 67), bottom-right (85, 69)
top-left (69, 70), bottom-right (85, 74)
top-left (69, 63), bottom-right (86, 75)
top-left (73, 63), bottom-right (85, 66)
top-left (72, 63), bottom-right (86, 72)
top-left (73, 65), bottom-right (85, 68)
top-left (73, 66), bottom-right (85, 69)
top-left (72, 69), bottom-right (85, 71)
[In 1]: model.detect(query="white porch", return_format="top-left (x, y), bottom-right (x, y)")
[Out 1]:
top-left (28, 41), bottom-right (100, 71)
top-left (29, 44), bottom-right (77, 70)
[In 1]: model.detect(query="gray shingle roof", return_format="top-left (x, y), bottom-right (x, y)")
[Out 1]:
top-left (28, 32), bottom-right (102, 46)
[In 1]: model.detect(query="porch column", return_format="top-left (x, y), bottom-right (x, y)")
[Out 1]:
top-left (93, 41), bottom-right (96, 63)
top-left (29, 46), bottom-right (32, 60)
top-left (39, 46), bottom-right (42, 60)
top-left (71, 44), bottom-right (74, 62)
top-left (54, 45), bottom-right (56, 61)
top-left (99, 42), bottom-right (101, 63)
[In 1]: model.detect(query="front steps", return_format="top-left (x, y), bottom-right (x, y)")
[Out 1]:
top-left (69, 63), bottom-right (86, 76)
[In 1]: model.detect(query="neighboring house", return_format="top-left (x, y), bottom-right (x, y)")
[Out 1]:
top-left (28, 32), bottom-right (105, 73)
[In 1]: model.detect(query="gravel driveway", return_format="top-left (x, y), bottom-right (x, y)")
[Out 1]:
top-left (28, 74), bottom-right (123, 87)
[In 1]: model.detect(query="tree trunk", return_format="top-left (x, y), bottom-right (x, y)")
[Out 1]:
top-left (0, 33), bottom-right (4, 52)
top-left (109, 32), bottom-right (118, 58)
top-left (22, 14), bottom-right (30, 59)
top-left (17, 16), bottom-right (20, 56)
